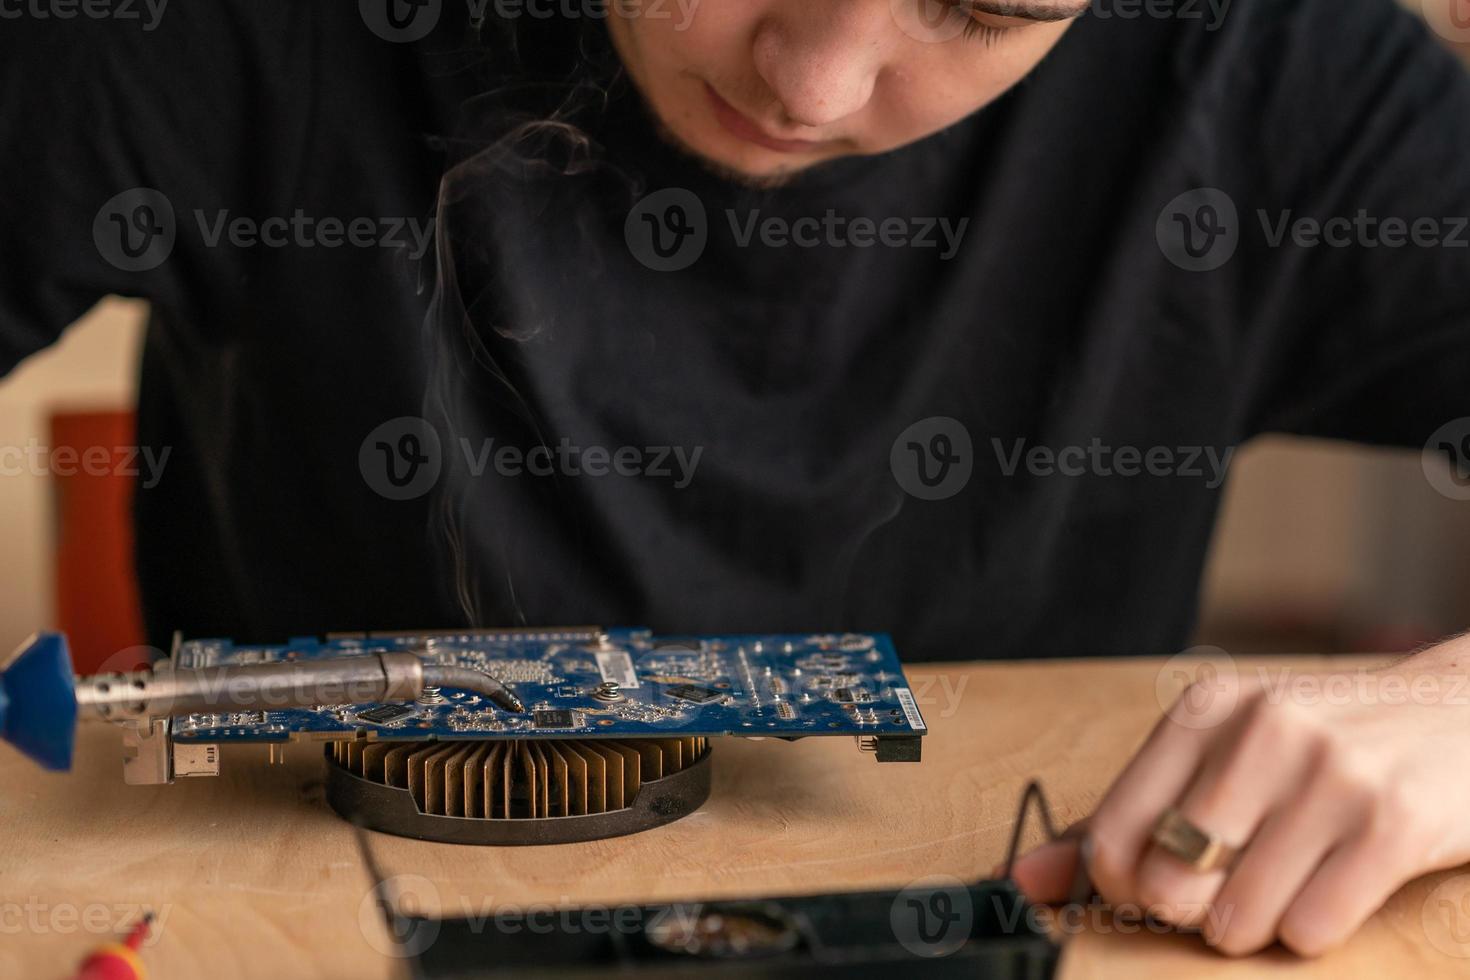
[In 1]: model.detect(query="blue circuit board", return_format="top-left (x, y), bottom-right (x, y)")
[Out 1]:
top-left (168, 628), bottom-right (928, 745)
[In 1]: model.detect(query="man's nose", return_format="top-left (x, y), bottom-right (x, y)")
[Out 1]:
top-left (751, 1), bottom-right (893, 129)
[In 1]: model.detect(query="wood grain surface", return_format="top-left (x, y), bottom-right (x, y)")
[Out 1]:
top-left (2, 656), bottom-right (1467, 978)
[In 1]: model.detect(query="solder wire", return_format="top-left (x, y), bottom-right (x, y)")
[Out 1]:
top-left (999, 780), bottom-right (1097, 905)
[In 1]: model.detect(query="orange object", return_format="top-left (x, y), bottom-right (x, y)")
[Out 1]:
top-left (74, 913), bottom-right (151, 980)
top-left (49, 410), bottom-right (147, 674)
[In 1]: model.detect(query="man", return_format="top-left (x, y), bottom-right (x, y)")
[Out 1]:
top-left (2, 0), bottom-right (1468, 958)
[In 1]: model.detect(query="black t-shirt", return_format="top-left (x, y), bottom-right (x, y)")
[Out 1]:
top-left (2, 0), bottom-right (1468, 660)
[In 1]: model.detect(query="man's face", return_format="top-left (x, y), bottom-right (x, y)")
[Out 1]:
top-left (607, 0), bottom-right (1087, 181)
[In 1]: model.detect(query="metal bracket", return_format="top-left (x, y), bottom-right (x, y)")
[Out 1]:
top-left (122, 719), bottom-right (173, 785)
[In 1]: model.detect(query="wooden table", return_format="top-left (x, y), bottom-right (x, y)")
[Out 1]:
top-left (3, 657), bottom-right (1467, 978)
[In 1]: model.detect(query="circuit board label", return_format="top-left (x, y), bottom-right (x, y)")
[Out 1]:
top-left (595, 650), bottom-right (639, 689)
top-left (895, 687), bottom-right (927, 732)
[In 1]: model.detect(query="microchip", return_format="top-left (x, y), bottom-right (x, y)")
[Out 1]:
top-left (533, 709), bottom-right (581, 729)
top-left (664, 684), bottom-right (723, 704)
top-left (653, 640), bottom-right (704, 653)
top-left (834, 688), bottom-right (872, 703)
top-left (357, 704), bottom-right (417, 725)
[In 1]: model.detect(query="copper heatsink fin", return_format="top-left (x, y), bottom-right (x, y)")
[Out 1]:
top-left (330, 737), bottom-right (709, 819)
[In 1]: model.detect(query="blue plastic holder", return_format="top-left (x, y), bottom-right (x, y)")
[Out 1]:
top-left (0, 632), bottom-right (79, 771)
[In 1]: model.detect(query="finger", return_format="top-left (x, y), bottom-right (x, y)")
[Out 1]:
top-left (1278, 830), bottom-right (1417, 957)
top-left (1134, 698), bottom-right (1315, 928)
top-left (1009, 837), bottom-right (1083, 904)
top-left (1086, 702), bottom-right (1226, 904)
top-left (1204, 770), bottom-right (1351, 955)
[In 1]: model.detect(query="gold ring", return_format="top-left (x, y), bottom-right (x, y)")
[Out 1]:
top-left (1150, 807), bottom-right (1239, 873)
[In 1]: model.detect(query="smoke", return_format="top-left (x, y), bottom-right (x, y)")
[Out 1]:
top-left (420, 20), bottom-right (637, 628)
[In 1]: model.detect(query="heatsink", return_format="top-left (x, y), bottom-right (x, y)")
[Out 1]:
top-left (326, 737), bottom-right (712, 844)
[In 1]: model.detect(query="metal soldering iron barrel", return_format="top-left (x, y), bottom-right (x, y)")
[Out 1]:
top-left (71, 652), bottom-right (524, 720)
top-left (73, 654), bottom-right (423, 721)
top-left (421, 664), bottom-right (525, 713)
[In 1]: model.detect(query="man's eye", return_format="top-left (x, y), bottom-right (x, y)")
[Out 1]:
top-left (962, 18), bottom-right (1016, 45)
top-left (938, 3), bottom-right (1025, 46)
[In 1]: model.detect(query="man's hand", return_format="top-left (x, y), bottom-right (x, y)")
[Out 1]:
top-left (1009, 638), bottom-right (1470, 956)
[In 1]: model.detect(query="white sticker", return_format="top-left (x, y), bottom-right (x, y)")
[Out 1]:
top-left (595, 650), bottom-right (639, 689)
top-left (895, 687), bottom-right (927, 731)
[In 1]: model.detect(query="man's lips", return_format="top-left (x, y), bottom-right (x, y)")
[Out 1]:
top-left (704, 83), bottom-right (827, 154)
